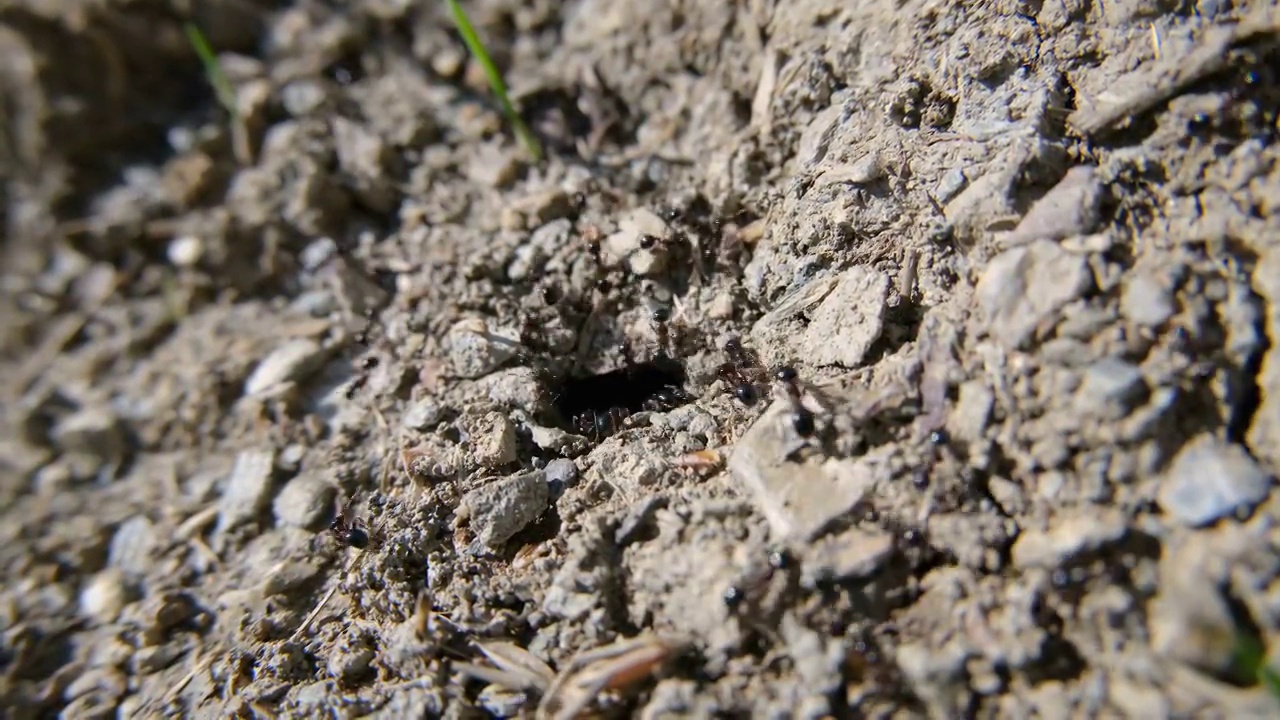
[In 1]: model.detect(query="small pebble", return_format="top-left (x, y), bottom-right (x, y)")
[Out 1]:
top-left (404, 399), bottom-right (445, 430)
top-left (51, 407), bottom-right (125, 464)
top-left (79, 569), bottom-right (130, 624)
top-left (803, 528), bottom-right (895, 585)
top-left (604, 208), bottom-right (671, 276)
top-left (1005, 165), bottom-right (1103, 246)
top-left (167, 236), bottom-right (204, 267)
top-left (108, 516), bottom-right (158, 578)
top-left (934, 168), bottom-right (968, 204)
top-left (278, 444), bottom-right (306, 472)
top-left (136, 591), bottom-right (198, 646)
top-left (1159, 435), bottom-right (1273, 526)
top-left (272, 474), bottom-right (335, 530)
top-left (300, 237), bottom-right (338, 271)
top-left (794, 265), bottom-right (889, 367)
top-left (216, 449), bottom-right (278, 535)
top-left (280, 79), bottom-right (329, 116)
top-left (244, 339), bottom-right (327, 396)
top-left (544, 459), bottom-right (579, 494)
top-left (473, 412), bottom-right (518, 468)
top-left (329, 643), bottom-right (375, 684)
top-left (1120, 273), bottom-right (1176, 327)
top-left (133, 644), bottom-right (185, 675)
top-left (1011, 508), bottom-right (1127, 569)
top-left (976, 240), bottom-right (1094, 349)
top-left (461, 471), bottom-right (550, 551)
top-left (444, 319), bottom-right (521, 379)
top-left (477, 367), bottom-right (543, 414)
top-left (1074, 358), bottom-right (1148, 420)
top-left (478, 685), bottom-right (531, 717)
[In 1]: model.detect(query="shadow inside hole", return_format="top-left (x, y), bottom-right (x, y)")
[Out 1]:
top-left (549, 356), bottom-right (690, 434)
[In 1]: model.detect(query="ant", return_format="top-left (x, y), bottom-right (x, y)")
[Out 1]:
top-left (723, 546), bottom-right (795, 612)
top-left (773, 366), bottom-right (816, 438)
top-left (910, 428), bottom-right (949, 490)
top-left (717, 338), bottom-right (767, 405)
top-left (569, 380), bottom-right (692, 441)
top-left (573, 405), bottom-right (632, 440)
top-left (344, 356), bottom-right (380, 400)
top-left (342, 309), bottom-right (382, 399)
top-left (329, 497), bottom-right (379, 551)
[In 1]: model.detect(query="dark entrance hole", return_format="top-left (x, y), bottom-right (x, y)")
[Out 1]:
top-left (550, 357), bottom-right (691, 438)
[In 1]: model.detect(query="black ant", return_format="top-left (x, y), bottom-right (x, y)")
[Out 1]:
top-left (329, 498), bottom-right (377, 551)
top-left (570, 382), bottom-right (691, 440)
top-left (773, 366), bottom-right (816, 438)
top-left (910, 428), bottom-right (950, 489)
top-left (344, 356), bottom-right (380, 400)
top-left (723, 545), bottom-right (795, 612)
top-left (343, 309), bottom-right (381, 399)
top-left (717, 338), bottom-right (766, 405)
top-left (573, 405), bottom-right (631, 440)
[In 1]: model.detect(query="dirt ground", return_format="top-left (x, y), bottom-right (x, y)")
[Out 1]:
top-left (2, 0), bottom-right (1280, 717)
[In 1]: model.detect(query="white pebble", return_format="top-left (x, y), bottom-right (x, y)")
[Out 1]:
top-left (167, 235), bottom-right (204, 267)
top-left (80, 569), bottom-right (130, 624)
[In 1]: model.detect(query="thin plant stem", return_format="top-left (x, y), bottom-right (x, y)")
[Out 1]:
top-left (445, 0), bottom-right (542, 162)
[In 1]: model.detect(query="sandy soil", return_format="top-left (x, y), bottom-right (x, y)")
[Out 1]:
top-left (2, 0), bottom-right (1280, 717)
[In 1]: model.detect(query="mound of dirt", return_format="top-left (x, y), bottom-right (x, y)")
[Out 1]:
top-left (2, 0), bottom-right (1279, 717)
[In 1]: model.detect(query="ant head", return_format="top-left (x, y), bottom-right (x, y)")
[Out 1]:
top-left (774, 366), bottom-right (798, 383)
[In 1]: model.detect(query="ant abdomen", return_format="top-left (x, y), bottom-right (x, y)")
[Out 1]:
top-left (573, 406), bottom-right (631, 440)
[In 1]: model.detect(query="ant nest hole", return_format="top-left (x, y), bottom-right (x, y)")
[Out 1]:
top-left (549, 356), bottom-right (692, 440)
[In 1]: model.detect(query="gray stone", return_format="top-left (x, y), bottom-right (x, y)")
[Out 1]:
top-left (1159, 435), bottom-right (1272, 526)
top-left (461, 472), bottom-right (550, 550)
top-left (333, 117), bottom-right (395, 212)
top-left (108, 516), bottom-right (158, 578)
top-left (467, 142), bottom-right (521, 189)
top-left (544, 459), bottom-right (578, 489)
top-left (934, 168), bottom-right (968, 204)
top-left (975, 240), bottom-right (1094, 349)
top-left (477, 685), bottom-right (533, 718)
top-left (244, 339), bottom-right (328, 396)
top-left (444, 319), bottom-right (521, 379)
top-left (803, 528), bottom-right (895, 585)
top-left (1005, 166), bottom-right (1103, 246)
top-left (403, 399), bottom-right (445, 431)
top-left (1120, 272), bottom-right (1176, 327)
top-left (796, 266), bottom-right (889, 368)
top-left (528, 424), bottom-right (581, 453)
top-left (79, 569), bottom-right (131, 624)
top-left (328, 643), bottom-right (375, 683)
top-left (272, 473), bottom-right (334, 530)
top-left (895, 641), bottom-right (970, 720)
top-left (1011, 507), bottom-right (1127, 569)
top-left (473, 412), bottom-right (518, 468)
top-left (476, 367), bottom-right (544, 414)
top-left (952, 381), bottom-right (994, 443)
top-left (51, 407), bottom-right (126, 465)
top-left (728, 399), bottom-right (879, 542)
top-left (216, 449), bottom-right (277, 534)
top-left (1074, 358), bottom-right (1148, 420)
top-left (281, 79), bottom-right (330, 116)
top-left (133, 644), bottom-right (184, 675)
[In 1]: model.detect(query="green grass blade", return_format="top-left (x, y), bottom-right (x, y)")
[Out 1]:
top-left (183, 22), bottom-right (238, 116)
top-left (445, 0), bottom-right (542, 162)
